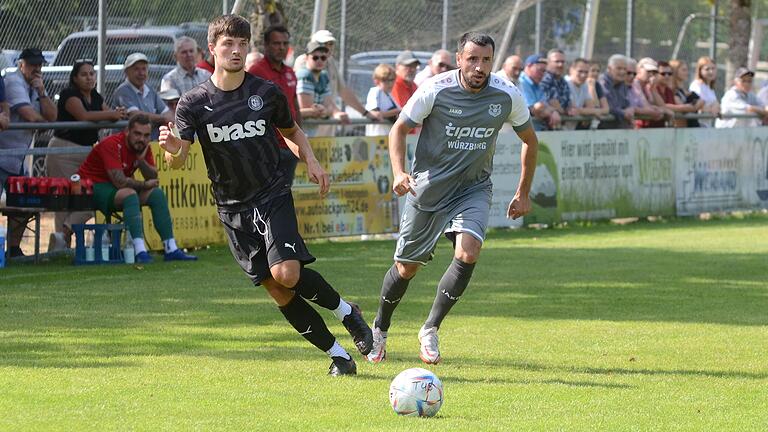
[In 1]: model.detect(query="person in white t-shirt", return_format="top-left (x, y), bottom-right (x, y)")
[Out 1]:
top-left (689, 56), bottom-right (720, 127)
top-left (364, 64), bottom-right (401, 136)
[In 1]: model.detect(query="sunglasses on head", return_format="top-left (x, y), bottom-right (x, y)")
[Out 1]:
top-left (312, 55), bottom-right (327, 61)
top-left (75, 58), bottom-right (94, 64)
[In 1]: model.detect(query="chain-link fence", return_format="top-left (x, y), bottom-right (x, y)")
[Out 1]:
top-left (2, 0), bottom-right (767, 97)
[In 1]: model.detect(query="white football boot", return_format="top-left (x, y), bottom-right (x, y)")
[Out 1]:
top-left (366, 326), bottom-right (387, 363)
top-left (418, 326), bottom-right (441, 364)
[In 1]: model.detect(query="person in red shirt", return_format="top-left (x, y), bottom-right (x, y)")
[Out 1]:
top-left (248, 24), bottom-right (300, 181)
top-left (391, 50), bottom-right (420, 108)
top-left (196, 46), bottom-right (215, 74)
top-left (78, 114), bottom-right (196, 263)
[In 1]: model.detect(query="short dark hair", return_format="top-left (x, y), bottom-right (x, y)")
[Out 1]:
top-left (457, 32), bottom-right (495, 55)
top-left (208, 14), bottom-right (251, 45)
top-left (128, 113), bottom-right (151, 129)
top-left (571, 57), bottom-right (588, 67)
top-left (263, 24), bottom-right (290, 45)
top-left (657, 60), bottom-right (671, 69)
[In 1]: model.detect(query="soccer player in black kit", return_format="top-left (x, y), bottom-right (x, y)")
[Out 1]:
top-left (158, 15), bottom-right (372, 376)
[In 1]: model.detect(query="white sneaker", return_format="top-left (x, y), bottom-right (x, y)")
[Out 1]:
top-left (366, 326), bottom-right (387, 363)
top-left (418, 326), bottom-right (441, 364)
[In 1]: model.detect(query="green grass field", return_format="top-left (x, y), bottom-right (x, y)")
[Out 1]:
top-left (1, 215), bottom-right (767, 431)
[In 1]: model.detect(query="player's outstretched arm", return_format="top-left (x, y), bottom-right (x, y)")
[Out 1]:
top-left (508, 124), bottom-right (538, 219)
top-left (159, 122), bottom-right (192, 169)
top-left (389, 117), bottom-right (416, 197)
top-left (280, 123), bottom-right (330, 197)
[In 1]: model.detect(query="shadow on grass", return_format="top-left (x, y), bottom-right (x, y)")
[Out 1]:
top-left (1, 218), bottom-right (766, 369)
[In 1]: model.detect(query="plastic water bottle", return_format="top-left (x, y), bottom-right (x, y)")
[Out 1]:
top-left (85, 230), bottom-right (95, 262)
top-left (123, 230), bottom-right (135, 264)
top-left (0, 224), bottom-right (6, 269)
top-left (101, 231), bottom-right (110, 262)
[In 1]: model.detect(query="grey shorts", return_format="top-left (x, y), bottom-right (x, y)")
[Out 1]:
top-left (394, 188), bottom-right (492, 265)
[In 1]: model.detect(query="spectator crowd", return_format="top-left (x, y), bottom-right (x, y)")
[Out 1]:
top-left (1, 24), bottom-right (768, 259)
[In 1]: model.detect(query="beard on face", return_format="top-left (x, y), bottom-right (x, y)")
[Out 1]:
top-left (461, 69), bottom-right (488, 89)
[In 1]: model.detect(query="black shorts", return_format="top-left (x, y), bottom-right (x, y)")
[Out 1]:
top-left (218, 192), bottom-right (315, 285)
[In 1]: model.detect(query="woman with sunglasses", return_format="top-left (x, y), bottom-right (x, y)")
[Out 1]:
top-left (667, 59), bottom-right (704, 128)
top-left (45, 59), bottom-right (127, 250)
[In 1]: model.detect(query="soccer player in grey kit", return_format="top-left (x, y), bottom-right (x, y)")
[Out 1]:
top-left (367, 32), bottom-right (539, 364)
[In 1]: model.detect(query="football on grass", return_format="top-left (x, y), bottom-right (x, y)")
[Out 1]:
top-left (389, 367), bottom-right (443, 417)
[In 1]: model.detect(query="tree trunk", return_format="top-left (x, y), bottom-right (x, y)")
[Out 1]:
top-left (727, 0), bottom-right (751, 85)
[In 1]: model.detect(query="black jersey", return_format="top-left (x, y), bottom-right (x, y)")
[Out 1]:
top-left (175, 73), bottom-right (295, 212)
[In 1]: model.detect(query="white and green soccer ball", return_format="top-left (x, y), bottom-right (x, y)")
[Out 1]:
top-left (389, 367), bottom-right (443, 417)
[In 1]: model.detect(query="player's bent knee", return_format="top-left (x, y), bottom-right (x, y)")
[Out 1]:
top-left (270, 261), bottom-right (301, 288)
top-left (395, 261), bottom-right (420, 279)
top-left (262, 279), bottom-right (295, 306)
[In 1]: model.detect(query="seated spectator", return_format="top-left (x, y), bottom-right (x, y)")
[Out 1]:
top-left (46, 59), bottom-right (127, 250)
top-left (519, 54), bottom-right (560, 130)
top-left (77, 114), bottom-right (196, 263)
top-left (415, 49), bottom-right (454, 86)
top-left (632, 57), bottom-right (670, 128)
top-left (112, 53), bottom-right (173, 138)
top-left (565, 58), bottom-right (609, 129)
top-left (294, 30), bottom-right (373, 121)
top-left (0, 76), bottom-right (8, 131)
top-left (716, 67), bottom-right (768, 128)
top-left (598, 54), bottom-right (634, 129)
top-left (391, 50), bottom-right (421, 108)
top-left (690, 56), bottom-right (720, 127)
top-left (495, 55), bottom-right (523, 86)
top-left (662, 60), bottom-right (704, 127)
top-left (297, 41), bottom-right (349, 137)
top-left (0, 48), bottom-right (57, 258)
top-left (540, 49), bottom-right (572, 117)
top-left (244, 46), bottom-right (264, 72)
top-left (365, 64), bottom-right (401, 137)
top-left (160, 37), bottom-right (212, 97)
top-left (159, 88), bottom-right (180, 117)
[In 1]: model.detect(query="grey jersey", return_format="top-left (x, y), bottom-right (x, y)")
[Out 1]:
top-left (401, 69), bottom-right (530, 211)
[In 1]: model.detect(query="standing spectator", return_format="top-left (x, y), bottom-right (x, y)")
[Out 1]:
top-left (364, 64), bottom-right (401, 137)
top-left (293, 30), bottom-right (372, 120)
top-left (540, 48), bottom-right (572, 117)
top-left (77, 114), bottom-right (196, 263)
top-left (716, 68), bottom-right (768, 128)
top-left (46, 59), bottom-right (127, 250)
top-left (196, 47), bottom-right (215, 74)
top-left (663, 60), bottom-right (704, 127)
top-left (690, 56), bottom-right (720, 127)
top-left (598, 54), bottom-right (634, 129)
top-left (414, 49), bottom-right (454, 86)
top-left (112, 53), bottom-right (173, 138)
top-left (296, 41), bottom-right (349, 137)
top-left (248, 24), bottom-right (301, 181)
top-left (0, 48), bottom-right (57, 258)
top-left (391, 50), bottom-right (421, 108)
top-left (632, 57), bottom-right (669, 128)
top-left (0, 76), bottom-right (8, 131)
top-left (565, 58), bottom-right (608, 129)
top-left (494, 55), bottom-right (523, 86)
top-left (586, 60), bottom-right (602, 103)
top-left (518, 54), bottom-right (559, 130)
top-left (160, 37), bottom-right (212, 96)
